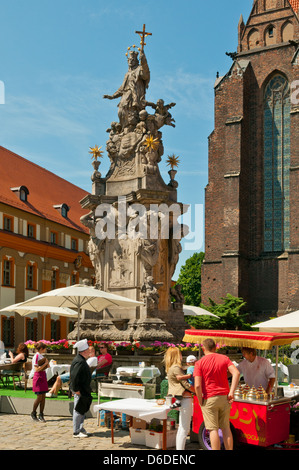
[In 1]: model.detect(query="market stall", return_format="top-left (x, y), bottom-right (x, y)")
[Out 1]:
top-left (98, 366), bottom-right (160, 403)
top-left (93, 398), bottom-right (175, 450)
top-left (183, 329), bottom-right (299, 449)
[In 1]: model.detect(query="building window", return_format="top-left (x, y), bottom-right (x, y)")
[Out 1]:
top-left (10, 185), bottom-right (29, 202)
top-left (3, 215), bottom-right (13, 232)
top-left (68, 321), bottom-right (75, 335)
top-left (51, 319), bottom-right (61, 341)
top-left (51, 269), bottom-right (58, 290)
top-left (61, 205), bottom-right (68, 218)
top-left (1, 316), bottom-right (14, 347)
top-left (26, 318), bottom-right (37, 341)
top-left (50, 231), bottom-right (58, 245)
top-left (263, 74), bottom-right (290, 252)
top-left (2, 257), bottom-right (14, 287)
top-left (20, 189), bottom-right (27, 201)
top-left (53, 203), bottom-right (69, 218)
top-left (27, 223), bottom-right (36, 239)
top-left (26, 263), bottom-right (37, 290)
top-left (71, 271), bottom-right (79, 285)
top-left (71, 238), bottom-right (78, 251)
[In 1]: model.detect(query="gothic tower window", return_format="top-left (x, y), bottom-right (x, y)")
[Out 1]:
top-left (265, 25), bottom-right (276, 46)
top-left (263, 74), bottom-right (290, 252)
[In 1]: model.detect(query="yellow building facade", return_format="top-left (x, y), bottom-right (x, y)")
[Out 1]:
top-left (0, 146), bottom-right (94, 348)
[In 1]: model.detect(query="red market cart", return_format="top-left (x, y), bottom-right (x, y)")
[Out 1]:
top-left (183, 329), bottom-right (299, 449)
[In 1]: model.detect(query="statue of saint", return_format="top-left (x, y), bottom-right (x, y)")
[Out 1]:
top-left (103, 49), bottom-right (150, 130)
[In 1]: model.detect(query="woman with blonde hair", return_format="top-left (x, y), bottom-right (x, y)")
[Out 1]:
top-left (164, 346), bottom-right (195, 450)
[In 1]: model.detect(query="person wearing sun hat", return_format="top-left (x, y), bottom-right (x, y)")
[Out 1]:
top-left (177, 354), bottom-right (197, 386)
top-left (70, 339), bottom-right (93, 438)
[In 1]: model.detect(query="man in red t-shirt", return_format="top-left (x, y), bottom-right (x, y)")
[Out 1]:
top-left (194, 338), bottom-right (240, 450)
top-left (96, 343), bottom-right (112, 376)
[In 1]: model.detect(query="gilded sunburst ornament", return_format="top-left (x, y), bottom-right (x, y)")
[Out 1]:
top-left (143, 135), bottom-right (160, 151)
top-left (166, 154), bottom-right (180, 169)
top-left (89, 145), bottom-right (104, 161)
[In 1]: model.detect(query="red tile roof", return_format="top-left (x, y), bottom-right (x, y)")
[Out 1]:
top-left (289, 0), bottom-right (299, 13)
top-left (0, 146), bottom-right (90, 234)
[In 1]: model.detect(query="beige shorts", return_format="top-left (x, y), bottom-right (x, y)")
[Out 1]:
top-left (201, 395), bottom-right (231, 431)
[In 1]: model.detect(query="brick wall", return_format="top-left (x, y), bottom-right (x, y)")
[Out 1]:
top-left (202, 1), bottom-right (299, 317)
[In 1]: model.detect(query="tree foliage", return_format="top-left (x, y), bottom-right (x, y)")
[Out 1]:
top-left (185, 294), bottom-right (253, 331)
top-left (176, 252), bottom-right (205, 306)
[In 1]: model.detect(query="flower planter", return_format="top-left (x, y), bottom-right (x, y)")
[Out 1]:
top-left (116, 350), bottom-right (135, 356)
top-left (136, 349), bottom-right (155, 356)
top-left (53, 349), bottom-right (73, 354)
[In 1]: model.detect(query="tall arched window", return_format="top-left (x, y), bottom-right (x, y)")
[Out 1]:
top-left (263, 74), bottom-right (290, 252)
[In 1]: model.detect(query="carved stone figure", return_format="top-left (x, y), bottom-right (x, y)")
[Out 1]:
top-left (103, 50), bottom-right (150, 131)
top-left (137, 238), bottom-right (159, 274)
top-left (146, 99), bottom-right (176, 128)
top-left (170, 283), bottom-right (185, 308)
top-left (141, 275), bottom-right (160, 310)
top-left (77, 26), bottom-right (188, 343)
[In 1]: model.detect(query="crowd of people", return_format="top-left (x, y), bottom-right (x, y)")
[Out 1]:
top-left (28, 340), bottom-right (112, 429)
top-left (5, 337), bottom-right (276, 450)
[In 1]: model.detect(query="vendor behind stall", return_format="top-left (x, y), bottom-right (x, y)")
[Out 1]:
top-left (237, 347), bottom-right (275, 394)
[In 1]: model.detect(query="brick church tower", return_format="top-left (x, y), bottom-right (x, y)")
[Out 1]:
top-left (201, 0), bottom-right (299, 319)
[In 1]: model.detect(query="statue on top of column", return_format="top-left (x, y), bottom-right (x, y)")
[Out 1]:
top-left (103, 47), bottom-right (150, 131)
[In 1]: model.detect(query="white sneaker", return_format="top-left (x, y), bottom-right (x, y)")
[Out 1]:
top-left (73, 432), bottom-right (88, 438)
top-left (46, 392), bottom-right (57, 398)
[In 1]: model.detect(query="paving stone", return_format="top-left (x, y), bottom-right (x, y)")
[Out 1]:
top-left (0, 413), bottom-right (200, 451)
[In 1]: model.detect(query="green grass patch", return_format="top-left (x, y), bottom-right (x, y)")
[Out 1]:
top-left (0, 378), bottom-right (98, 401)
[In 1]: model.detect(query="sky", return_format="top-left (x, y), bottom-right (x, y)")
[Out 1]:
top-left (0, 0), bottom-right (253, 279)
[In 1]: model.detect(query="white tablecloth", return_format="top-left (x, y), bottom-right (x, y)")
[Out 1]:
top-left (94, 398), bottom-right (171, 422)
top-left (283, 385), bottom-right (299, 397)
top-left (46, 364), bottom-right (70, 381)
top-left (116, 366), bottom-right (161, 383)
top-left (29, 364), bottom-right (71, 381)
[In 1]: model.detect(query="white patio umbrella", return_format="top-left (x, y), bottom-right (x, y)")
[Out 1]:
top-left (254, 310), bottom-right (299, 332)
top-left (0, 303), bottom-right (79, 338)
top-left (183, 305), bottom-right (219, 318)
top-left (3, 283), bottom-right (143, 340)
top-left (0, 303), bottom-right (78, 318)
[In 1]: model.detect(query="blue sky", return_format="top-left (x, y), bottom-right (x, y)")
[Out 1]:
top-left (0, 0), bottom-right (252, 278)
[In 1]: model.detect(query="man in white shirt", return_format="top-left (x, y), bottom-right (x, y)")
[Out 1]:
top-left (237, 347), bottom-right (275, 393)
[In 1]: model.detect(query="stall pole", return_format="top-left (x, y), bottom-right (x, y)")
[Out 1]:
top-left (111, 411), bottom-right (114, 443)
top-left (274, 345), bottom-right (279, 398)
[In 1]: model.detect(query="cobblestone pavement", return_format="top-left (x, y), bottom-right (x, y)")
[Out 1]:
top-left (0, 413), bottom-right (200, 451)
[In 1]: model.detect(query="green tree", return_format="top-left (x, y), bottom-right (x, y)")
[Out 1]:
top-left (176, 252), bottom-right (205, 306)
top-left (185, 294), bottom-right (253, 331)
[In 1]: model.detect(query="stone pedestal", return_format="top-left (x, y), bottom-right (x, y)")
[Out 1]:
top-left (69, 33), bottom-right (188, 344)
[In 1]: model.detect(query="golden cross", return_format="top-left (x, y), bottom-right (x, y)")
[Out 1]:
top-left (135, 24), bottom-right (152, 52)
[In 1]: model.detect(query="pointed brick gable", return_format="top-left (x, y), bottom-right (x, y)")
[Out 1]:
top-left (238, 0), bottom-right (299, 53)
top-left (0, 146), bottom-right (89, 234)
